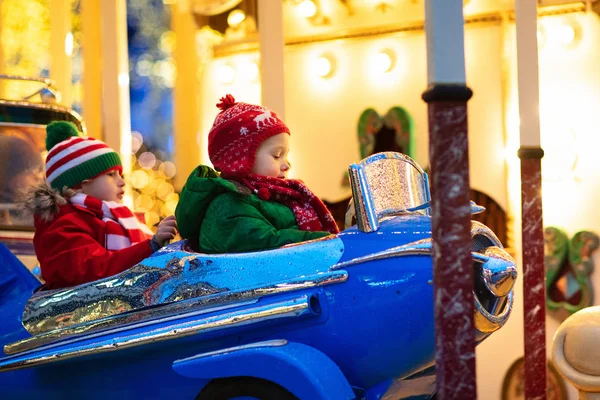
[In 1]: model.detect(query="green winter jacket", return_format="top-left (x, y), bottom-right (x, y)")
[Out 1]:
top-left (175, 165), bottom-right (330, 253)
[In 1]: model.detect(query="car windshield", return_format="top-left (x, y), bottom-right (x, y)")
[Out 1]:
top-left (362, 154), bottom-right (430, 215)
top-left (348, 152), bottom-right (430, 232)
top-left (0, 125), bottom-right (46, 230)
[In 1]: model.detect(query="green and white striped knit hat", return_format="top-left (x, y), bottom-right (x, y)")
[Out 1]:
top-left (45, 121), bottom-right (123, 190)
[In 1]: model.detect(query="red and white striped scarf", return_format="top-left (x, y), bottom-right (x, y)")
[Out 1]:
top-left (70, 193), bottom-right (153, 250)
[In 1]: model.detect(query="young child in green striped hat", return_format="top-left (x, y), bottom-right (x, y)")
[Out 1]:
top-left (25, 121), bottom-right (178, 290)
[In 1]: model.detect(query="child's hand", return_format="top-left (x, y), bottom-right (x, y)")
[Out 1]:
top-left (154, 215), bottom-right (178, 247)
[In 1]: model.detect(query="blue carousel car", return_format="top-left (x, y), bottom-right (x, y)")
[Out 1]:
top-left (0, 151), bottom-right (517, 400)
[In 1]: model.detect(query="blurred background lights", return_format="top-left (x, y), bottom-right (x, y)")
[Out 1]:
top-left (145, 212), bottom-right (160, 228)
top-left (136, 54), bottom-right (154, 77)
top-left (141, 173), bottom-right (158, 194)
top-left (313, 55), bottom-right (335, 78)
top-left (152, 59), bottom-right (176, 88)
top-left (137, 193), bottom-right (155, 210)
top-left (65, 32), bottom-right (74, 57)
top-left (239, 60), bottom-right (259, 82)
top-left (164, 195), bottom-right (179, 214)
top-left (217, 63), bottom-right (236, 84)
top-left (159, 161), bottom-right (177, 179)
top-left (131, 131), bottom-right (144, 153)
top-left (297, 0), bottom-right (317, 18)
top-left (130, 169), bottom-right (150, 189)
top-left (118, 73), bottom-right (130, 87)
top-left (373, 49), bottom-right (395, 73)
top-left (158, 31), bottom-right (176, 53)
top-left (227, 9), bottom-right (246, 28)
top-left (539, 17), bottom-right (582, 49)
top-left (156, 181), bottom-right (175, 200)
top-left (556, 21), bottom-right (577, 46)
top-left (138, 151), bottom-right (157, 169)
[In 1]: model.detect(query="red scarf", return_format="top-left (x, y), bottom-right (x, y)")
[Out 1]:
top-left (70, 193), bottom-right (154, 250)
top-left (233, 174), bottom-right (339, 234)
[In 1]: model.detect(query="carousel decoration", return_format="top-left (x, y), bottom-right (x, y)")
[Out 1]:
top-left (324, 105), bottom-right (415, 229)
top-left (193, 0), bottom-right (244, 16)
top-left (544, 226), bottom-right (598, 318)
top-left (357, 106), bottom-right (415, 160)
top-left (501, 356), bottom-right (567, 400)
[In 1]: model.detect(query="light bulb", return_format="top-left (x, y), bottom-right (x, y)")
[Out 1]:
top-left (556, 23), bottom-right (576, 46)
top-left (227, 9), bottom-right (246, 28)
top-left (373, 50), bottom-right (394, 73)
top-left (313, 55), bottom-right (334, 78)
top-left (298, 0), bottom-right (317, 18)
top-left (65, 32), bottom-right (74, 56)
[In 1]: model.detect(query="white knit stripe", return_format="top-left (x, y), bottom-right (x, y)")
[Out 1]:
top-left (106, 234), bottom-right (131, 250)
top-left (46, 136), bottom-right (85, 166)
top-left (47, 147), bottom-right (114, 183)
top-left (46, 137), bottom-right (105, 170)
top-left (117, 216), bottom-right (146, 231)
top-left (103, 201), bottom-right (153, 235)
top-left (139, 223), bottom-right (154, 236)
top-left (101, 201), bottom-right (112, 217)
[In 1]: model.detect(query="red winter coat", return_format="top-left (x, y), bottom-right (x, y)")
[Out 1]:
top-left (34, 202), bottom-right (153, 290)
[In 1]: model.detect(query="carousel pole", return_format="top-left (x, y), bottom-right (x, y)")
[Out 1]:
top-left (100, 0), bottom-right (132, 176)
top-left (81, 0), bottom-right (103, 139)
top-left (515, 1), bottom-right (547, 399)
top-left (172, 0), bottom-right (201, 191)
top-left (421, 1), bottom-right (476, 399)
top-left (257, 0), bottom-right (285, 118)
top-left (49, 0), bottom-right (73, 106)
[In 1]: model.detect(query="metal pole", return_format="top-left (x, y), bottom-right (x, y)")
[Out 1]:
top-left (100, 0), bottom-right (132, 176)
top-left (422, 1), bottom-right (476, 398)
top-left (172, 0), bottom-right (202, 191)
top-left (515, 1), bottom-right (547, 399)
top-left (257, 0), bottom-right (285, 118)
top-left (81, 0), bottom-right (103, 139)
top-left (50, 0), bottom-right (72, 106)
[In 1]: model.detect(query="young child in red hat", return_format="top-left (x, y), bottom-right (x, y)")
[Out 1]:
top-left (176, 94), bottom-right (339, 253)
top-left (26, 121), bottom-right (178, 290)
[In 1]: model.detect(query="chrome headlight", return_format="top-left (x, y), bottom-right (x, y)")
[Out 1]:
top-left (471, 221), bottom-right (517, 334)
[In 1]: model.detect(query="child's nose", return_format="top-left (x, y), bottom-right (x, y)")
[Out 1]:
top-left (118, 176), bottom-right (126, 186)
top-left (282, 160), bottom-right (290, 171)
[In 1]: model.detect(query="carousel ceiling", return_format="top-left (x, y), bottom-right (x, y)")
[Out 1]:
top-left (193, 0), bottom-right (244, 16)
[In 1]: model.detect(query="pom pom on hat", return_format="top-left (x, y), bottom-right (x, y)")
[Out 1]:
top-left (216, 94), bottom-right (236, 111)
top-left (46, 121), bottom-right (80, 151)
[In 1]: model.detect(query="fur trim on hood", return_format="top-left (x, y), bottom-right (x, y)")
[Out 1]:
top-left (23, 181), bottom-right (75, 223)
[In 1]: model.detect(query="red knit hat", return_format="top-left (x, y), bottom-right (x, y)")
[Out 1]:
top-left (208, 94), bottom-right (290, 177)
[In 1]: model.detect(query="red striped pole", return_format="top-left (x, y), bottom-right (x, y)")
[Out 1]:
top-left (515, 2), bottom-right (547, 399)
top-left (422, 1), bottom-right (477, 398)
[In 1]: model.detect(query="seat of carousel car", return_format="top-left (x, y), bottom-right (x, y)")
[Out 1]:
top-left (16, 234), bottom-right (345, 346)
